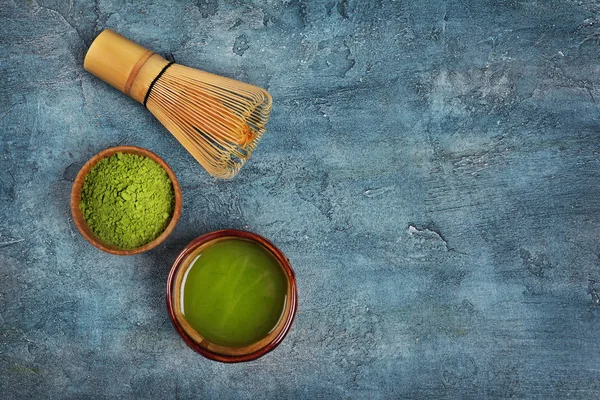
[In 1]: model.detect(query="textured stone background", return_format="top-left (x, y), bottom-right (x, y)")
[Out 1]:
top-left (2, 0), bottom-right (600, 398)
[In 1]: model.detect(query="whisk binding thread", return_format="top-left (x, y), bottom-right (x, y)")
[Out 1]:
top-left (143, 61), bottom-right (174, 108)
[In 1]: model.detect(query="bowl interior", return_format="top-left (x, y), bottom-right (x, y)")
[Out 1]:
top-left (167, 230), bottom-right (298, 363)
top-left (70, 145), bottom-right (182, 256)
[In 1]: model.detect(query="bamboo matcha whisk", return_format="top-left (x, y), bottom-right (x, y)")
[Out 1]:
top-left (84, 29), bottom-right (272, 179)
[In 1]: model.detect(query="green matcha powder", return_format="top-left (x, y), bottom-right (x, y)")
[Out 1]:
top-left (80, 152), bottom-right (175, 249)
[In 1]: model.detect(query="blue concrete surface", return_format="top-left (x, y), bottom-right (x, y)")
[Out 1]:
top-left (2, 0), bottom-right (600, 398)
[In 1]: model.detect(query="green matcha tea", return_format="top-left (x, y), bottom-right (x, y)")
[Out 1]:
top-left (179, 238), bottom-right (288, 348)
top-left (80, 152), bottom-right (174, 249)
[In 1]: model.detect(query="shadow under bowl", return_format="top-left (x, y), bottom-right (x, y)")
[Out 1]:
top-left (167, 229), bottom-right (298, 363)
top-left (70, 145), bottom-right (182, 256)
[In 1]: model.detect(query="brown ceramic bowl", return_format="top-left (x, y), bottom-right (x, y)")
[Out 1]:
top-left (70, 145), bottom-right (182, 255)
top-left (167, 229), bottom-right (298, 363)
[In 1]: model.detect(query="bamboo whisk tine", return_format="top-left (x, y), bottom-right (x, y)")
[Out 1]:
top-left (148, 65), bottom-right (272, 178)
top-left (83, 29), bottom-right (272, 179)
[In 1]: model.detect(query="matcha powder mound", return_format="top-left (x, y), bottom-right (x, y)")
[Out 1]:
top-left (80, 152), bottom-right (175, 249)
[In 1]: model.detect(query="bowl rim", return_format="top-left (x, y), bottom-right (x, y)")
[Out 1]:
top-left (70, 145), bottom-right (182, 256)
top-left (166, 229), bottom-right (298, 363)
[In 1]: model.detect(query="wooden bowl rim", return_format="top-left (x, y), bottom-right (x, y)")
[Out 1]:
top-left (70, 145), bottom-right (182, 256)
top-left (166, 229), bottom-right (298, 363)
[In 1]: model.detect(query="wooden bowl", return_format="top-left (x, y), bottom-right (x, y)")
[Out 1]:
top-left (166, 230), bottom-right (298, 363)
top-left (70, 145), bottom-right (182, 255)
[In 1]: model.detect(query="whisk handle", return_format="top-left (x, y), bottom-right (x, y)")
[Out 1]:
top-left (84, 29), bottom-right (171, 104)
